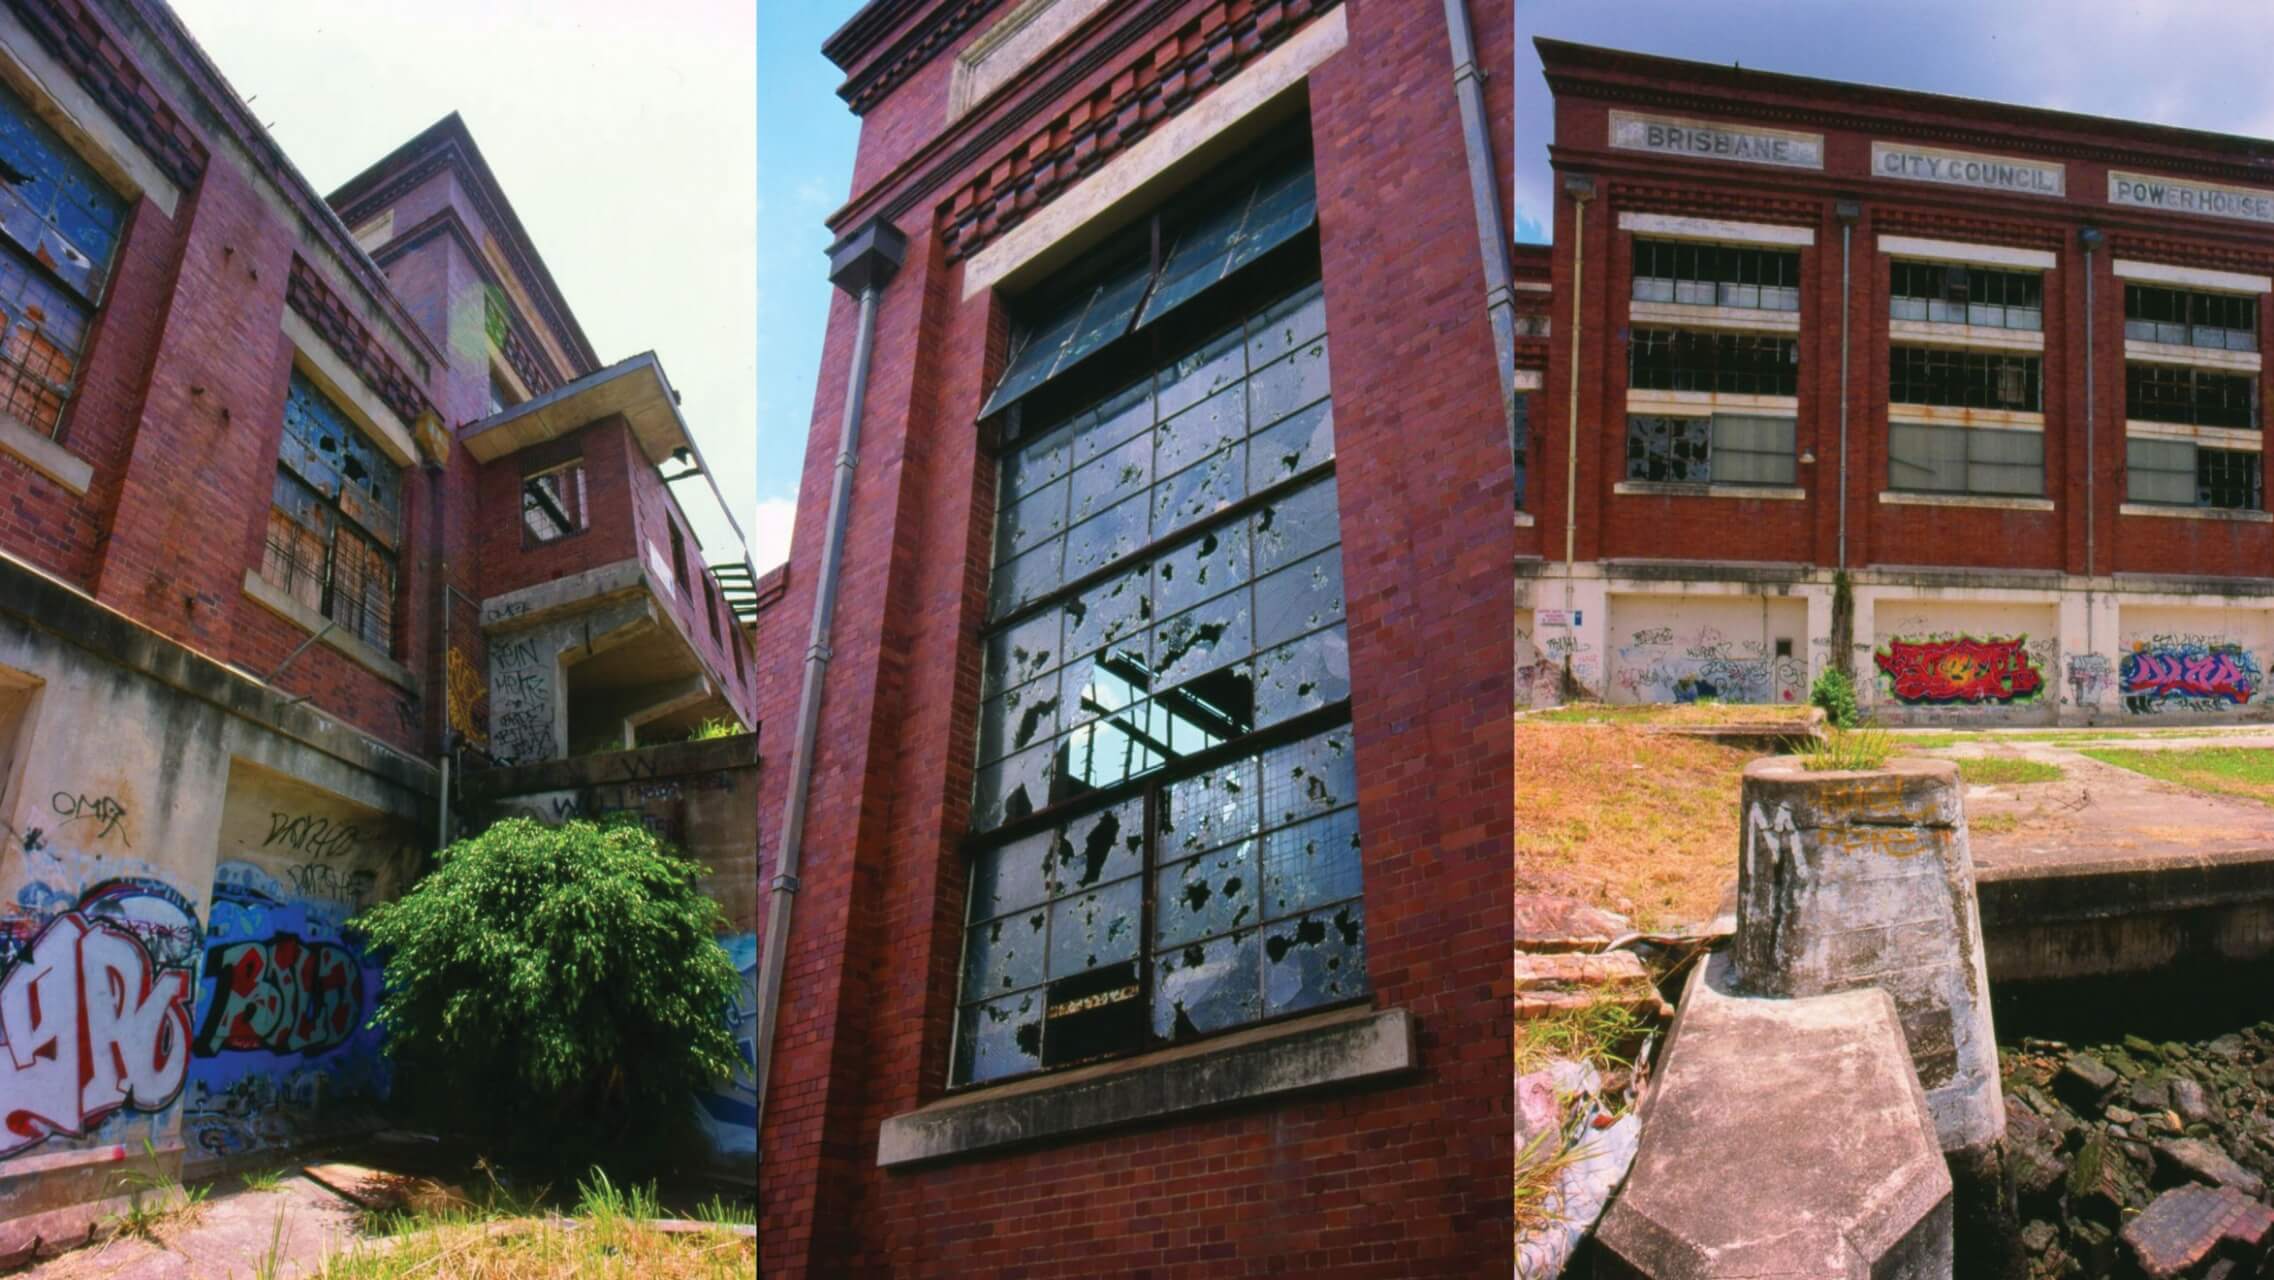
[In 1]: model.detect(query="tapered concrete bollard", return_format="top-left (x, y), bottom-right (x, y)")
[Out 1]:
top-left (1734, 756), bottom-right (2003, 1157)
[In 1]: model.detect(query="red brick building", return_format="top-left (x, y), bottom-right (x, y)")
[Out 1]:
top-left (757, 0), bottom-right (1519, 1273)
top-left (0, 0), bottom-right (757, 1248)
top-left (1525, 40), bottom-right (2274, 726)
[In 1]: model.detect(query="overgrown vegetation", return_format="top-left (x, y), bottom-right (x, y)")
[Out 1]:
top-left (1808, 668), bottom-right (1859, 729)
top-left (2081, 746), bottom-right (2274, 804)
top-left (107, 1139), bottom-right (208, 1240)
top-left (1799, 726), bottom-right (1894, 772)
top-left (1512, 998), bottom-right (1647, 1076)
top-left (1957, 757), bottom-right (2063, 786)
top-left (241, 1167), bottom-right (291, 1193)
top-left (352, 818), bottom-right (740, 1173)
top-left (685, 717), bottom-right (739, 741)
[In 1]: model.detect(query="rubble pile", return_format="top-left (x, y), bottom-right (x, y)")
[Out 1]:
top-left (2001, 1025), bottom-right (2274, 1278)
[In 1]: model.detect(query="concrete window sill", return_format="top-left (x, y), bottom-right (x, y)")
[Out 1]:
top-left (2119, 503), bottom-right (2274, 524)
top-left (1887, 318), bottom-right (2045, 354)
top-left (1513, 509), bottom-right (1536, 527)
top-left (1878, 490), bottom-right (2054, 512)
top-left (2124, 338), bottom-right (2262, 374)
top-left (241, 569), bottom-right (414, 687)
top-left (1615, 481), bottom-right (1805, 501)
top-left (0, 411), bottom-right (91, 493)
top-left (876, 1005), bottom-right (1416, 1169)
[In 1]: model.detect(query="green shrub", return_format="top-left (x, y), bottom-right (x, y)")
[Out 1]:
top-left (1809, 667), bottom-right (1860, 729)
top-left (353, 818), bottom-right (738, 1166)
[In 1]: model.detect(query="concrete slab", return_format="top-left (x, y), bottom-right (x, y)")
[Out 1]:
top-left (18, 1174), bottom-right (362, 1280)
top-left (1594, 952), bottom-right (1953, 1279)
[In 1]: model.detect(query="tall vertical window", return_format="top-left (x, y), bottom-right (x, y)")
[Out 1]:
top-left (263, 370), bottom-right (402, 653)
top-left (0, 79), bottom-right (126, 437)
top-left (957, 152), bottom-right (1361, 1087)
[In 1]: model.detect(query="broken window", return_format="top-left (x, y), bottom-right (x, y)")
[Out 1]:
top-left (487, 368), bottom-right (519, 417)
top-left (1888, 346), bottom-right (2041, 411)
top-left (959, 277), bottom-right (1364, 1087)
top-left (1631, 239), bottom-right (1800, 312)
top-left (2126, 437), bottom-right (2263, 510)
top-left (1627, 329), bottom-right (1799, 396)
top-left (2126, 362), bottom-right (2256, 429)
top-left (0, 79), bottom-right (124, 439)
top-left (521, 462), bottom-right (586, 545)
top-left (1888, 423), bottom-right (2043, 497)
top-left (2124, 283), bottom-right (2257, 352)
top-left (262, 371), bottom-right (401, 653)
top-left (1888, 261), bottom-right (2043, 331)
top-left (1624, 413), bottom-right (1795, 486)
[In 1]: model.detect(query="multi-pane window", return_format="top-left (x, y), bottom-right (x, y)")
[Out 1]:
top-left (959, 280), bottom-right (1363, 1087)
top-left (1628, 329), bottom-right (1799, 396)
top-left (1888, 347), bottom-right (2040, 411)
top-left (1631, 240), bottom-right (1800, 312)
top-left (1888, 424), bottom-right (2044, 497)
top-left (2127, 363), bottom-right (2256, 429)
top-left (0, 79), bottom-right (126, 437)
top-left (2125, 284), bottom-right (2257, 351)
top-left (263, 371), bottom-right (401, 652)
top-left (2127, 437), bottom-right (2264, 510)
top-left (521, 461), bottom-right (585, 544)
top-left (1888, 261), bottom-right (2042, 331)
top-left (1625, 413), bottom-right (1795, 486)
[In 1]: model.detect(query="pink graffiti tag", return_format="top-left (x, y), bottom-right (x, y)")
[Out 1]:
top-left (0, 914), bottom-right (193, 1156)
top-left (2121, 647), bottom-right (2260, 705)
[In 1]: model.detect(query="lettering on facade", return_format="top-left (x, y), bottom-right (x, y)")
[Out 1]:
top-left (1609, 110), bottom-right (1822, 170)
top-left (2110, 171), bottom-right (2274, 225)
top-left (1871, 142), bottom-right (2063, 197)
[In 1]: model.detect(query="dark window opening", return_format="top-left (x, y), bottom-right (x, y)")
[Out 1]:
top-left (1631, 239), bottom-right (1800, 312)
top-left (2127, 437), bottom-right (2263, 510)
top-left (487, 369), bottom-right (519, 416)
top-left (1888, 260), bottom-right (2042, 331)
top-left (1888, 346), bottom-right (2040, 411)
top-left (2127, 362), bottom-right (2256, 429)
top-left (2124, 283), bottom-right (2257, 352)
top-left (1625, 414), bottom-right (1796, 487)
top-left (520, 462), bottom-right (586, 545)
top-left (669, 520), bottom-right (689, 593)
top-left (1627, 328), bottom-right (1799, 396)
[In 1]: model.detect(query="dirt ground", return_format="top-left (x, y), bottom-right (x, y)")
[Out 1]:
top-left (19, 1174), bottom-right (361, 1280)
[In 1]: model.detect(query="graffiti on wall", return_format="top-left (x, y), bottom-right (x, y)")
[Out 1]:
top-left (1874, 635), bottom-right (2046, 705)
top-left (2120, 638), bottom-right (2263, 714)
top-left (183, 861), bottom-right (388, 1160)
top-left (2065, 653), bottom-right (2112, 709)
top-left (1614, 624), bottom-right (1802, 705)
top-left (447, 645), bottom-right (490, 750)
top-left (490, 635), bottom-right (555, 764)
top-left (0, 877), bottom-right (200, 1157)
top-left (692, 933), bottom-right (757, 1160)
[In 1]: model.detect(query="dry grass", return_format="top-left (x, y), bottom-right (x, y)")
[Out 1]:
top-left (1958, 758), bottom-right (2064, 786)
top-left (1515, 721), bottom-right (1754, 931)
top-left (1970, 812), bottom-right (2023, 836)
top-left (314, 1172), bottom-right (753, 1279)
top-left (1528, 701), bottom-right (1816, 728)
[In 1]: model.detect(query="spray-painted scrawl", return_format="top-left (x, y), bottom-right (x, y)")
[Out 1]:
top-left (2120, 638), bottom-right (2262, 714)
top-left (0, 879), bottom-right (200, 1157)
top-left (1875, 636), bottom-right (2044, 705)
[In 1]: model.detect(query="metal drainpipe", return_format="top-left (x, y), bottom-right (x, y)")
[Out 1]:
top-left (753, 218), bottom-right (906, 1146)
top-left (2082, 226), bottom-right (2101, 674)
top-left (1440, 0), bottom-right (1520, 483)
top-left (1836, 201), bottom-right (1859, 570)
top-left (1562, 177), bottom-right (1592, 648)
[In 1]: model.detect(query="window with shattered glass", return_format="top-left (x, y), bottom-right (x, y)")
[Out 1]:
top-left (2126, 361), bottom-right (2256, 430)
top-left (262, 370), bottom-right (402, 653)
top-left (2124, 283), bottom-right (2256, 352)
top-left (521, 461), bottom-right (586, 545)
top-left (958, 159), bottom-right (1363, 1083)
top-left (1888, 261), bottom-right (2042, 331)
top-left (1888, 346), bottom-right (2040, 411)
top-left (0, 78), bottom-right (125, 439)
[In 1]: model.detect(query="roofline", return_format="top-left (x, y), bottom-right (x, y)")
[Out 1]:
top-left (821, 0), bottom-right (928, 72)
top-left (327, 113), bottom-right (601, 375)
top-left (1534, 36), bottom-right (2274, 167)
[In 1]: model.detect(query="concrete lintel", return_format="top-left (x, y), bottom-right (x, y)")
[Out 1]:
top-left (2113, 256), bottom-right (2272, 295)
top-left (481, 558), bottom-right (648, 632)
top-left (622, 675), bottom-right (714, 731)
top-left (1627, 300), bottom-right (1800, 335)
top-left (1878, 233), bottom-right (2057, 270)
top-left (1617, 209), bottom-right (1816, 246)
top-left (877, 1006), bottom-right (1415, 1168)
top-left (1878, 490), bottom-right (2055, 513)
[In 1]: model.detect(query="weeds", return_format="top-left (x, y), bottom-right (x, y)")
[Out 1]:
top-left (1513, 998), bottom-right (1646, 1076)
top-left (252, 1202), bottom-right (293, 1280)
top-left (1958, 758), bottom-right (2063, 786)
top-left (242, 1166), bottom-right (291, 1192)
top-left (1799, 726), bottom-right (1894, 772)
top-left (686, 717), bottom-right (739, 740)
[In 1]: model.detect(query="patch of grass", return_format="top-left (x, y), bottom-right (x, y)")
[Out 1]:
top-left (2081, 746), bottom-right (2274, 805)
top-left (1528, 701), bottom-right (1815, 727)
top-left (1514, 721), bottom-right (1754, 930)
top-left (1799, 727), bottom-right (1894, 772)
top-left (1959, 758), bottom-right (2064, 786)
top-left (685, 717), bottom-right (739, 741)
top-left (241, 1167), bottom-right (291, 1192)
top-left (107, 1139), bottom-right (208, 1241)
top-left (1970, 812), bottom-right (2023, 836)
top-left (1513, 998), bottom-right (1646, 1076)
top-left (1896, 726), bottom-right (2250, 750)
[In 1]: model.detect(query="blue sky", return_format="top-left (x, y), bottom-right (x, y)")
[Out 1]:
top-left (1517, 0), bottom-right (2274, 246)
top-left (757, 4), bottom-right (864, 570)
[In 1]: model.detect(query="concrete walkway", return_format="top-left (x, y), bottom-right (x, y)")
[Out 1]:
top-left (18, 1175), bottom-right (365, 1280)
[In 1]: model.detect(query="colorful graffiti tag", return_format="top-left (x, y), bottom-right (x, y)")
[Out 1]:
top-left (692, 933), bottom-right (757, 1162)
top-left (2120, 640), bottom-right (2262, 714)
top-left (1875, 636), bottom-right (2045, 705)
top-left (1614, 624), bottom-right (1802, 705)
top-left (0, 879), bottom-right (200, 1157)
top-left (183, 861), bottom-right (389, 1160)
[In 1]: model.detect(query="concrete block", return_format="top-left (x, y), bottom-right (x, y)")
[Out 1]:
top-left (1734, 756), bottom-right (2004, 1155)
top-left (1595, 953), bottom-right (1953, 1278)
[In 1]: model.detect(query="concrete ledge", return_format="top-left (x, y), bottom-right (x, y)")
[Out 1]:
top-left (1615, 481), bottom-right (1806, 501)
top-left (2120, 502), bottom-right (2274, 523)
top-left (877, 1005), bottom-right (1414, 1168)
top-left (1879, 489), bottom-right (2054, 512)
top-left (481, 558), bottom-right (648, 632)
top-left (0, 410), bottom-right (90, 493)
top-left (1977, 848), bottom-right (2274, 980)
top-left (2124, 338), bottom-right (2262, 373)
top-left (456, 732), bottom-right (756, 800)
top-left (241, 568), bottom-right (413, 688)
top-left (1594, 558), bottom-right (1813, 585)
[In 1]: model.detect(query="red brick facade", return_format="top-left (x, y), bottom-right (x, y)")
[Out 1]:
top-left (760, 1), bottom-right (1517, 1273)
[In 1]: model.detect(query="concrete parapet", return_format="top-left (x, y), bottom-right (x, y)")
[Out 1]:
top-left (1595, 953), bottom-right (1953, 1278)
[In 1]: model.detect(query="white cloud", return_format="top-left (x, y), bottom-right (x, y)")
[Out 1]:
top-left (752, 496), bottom-right (799, 572)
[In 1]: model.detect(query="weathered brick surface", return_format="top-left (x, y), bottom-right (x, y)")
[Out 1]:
top-left (759, 0), bottom-right (1517, 1274)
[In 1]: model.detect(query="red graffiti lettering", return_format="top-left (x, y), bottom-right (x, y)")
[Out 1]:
top-left (0, 914), bottom-right (192, 1156)
top-left (1875, 637), bottom-right (2043, 704)
top-left (192, 936), bottom-right (362, 1057)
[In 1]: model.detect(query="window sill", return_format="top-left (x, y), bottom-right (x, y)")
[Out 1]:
top-left (1615, 480), bottom-right (1805, 501)
top-left (1627, 299), bottom-right (1800, 335)
top-left (1878, 491), bottom-right (2054, 512)
top-left (2124, 339), bottom-right (2262, 374)
top-left (0, 411), bottom-right (91, 494)
top-left (1626, 390), bottom-right (1798, 415)
top-left (876, 1004), bottom-right (1415, 1169)
top-left (2119, 502), bottom-right (2274, 524)
top-left (1886, 405), bottom-right (2044, 431)
top-left (1513, 509), bottom-right (1536, 527)
top-left (1887, 318), bottom-right (2045, 354)
top-left (2125, 421), bottom-right (2262, 451)
top-left (241, 568), bottom-right (413, 688)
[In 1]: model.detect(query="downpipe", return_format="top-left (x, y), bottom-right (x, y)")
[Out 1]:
top-left (1441, 0), bottom-right (1521, 491)
top-left (1562, 177), bottom-right (1592, 686)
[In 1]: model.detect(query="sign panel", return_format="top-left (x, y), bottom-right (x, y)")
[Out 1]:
top-left (1871, 142), bottom-right (2064, 198)
top-left (1608, 110), bottom-right (1822, 170)
top-left (2109, 170), bottom-right (2274, 225)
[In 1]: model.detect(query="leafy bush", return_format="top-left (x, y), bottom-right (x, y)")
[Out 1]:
top-left (353, 818), bottom-right (739, 1165)
top-left (1809, 667), bottom-right (1860, 729)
